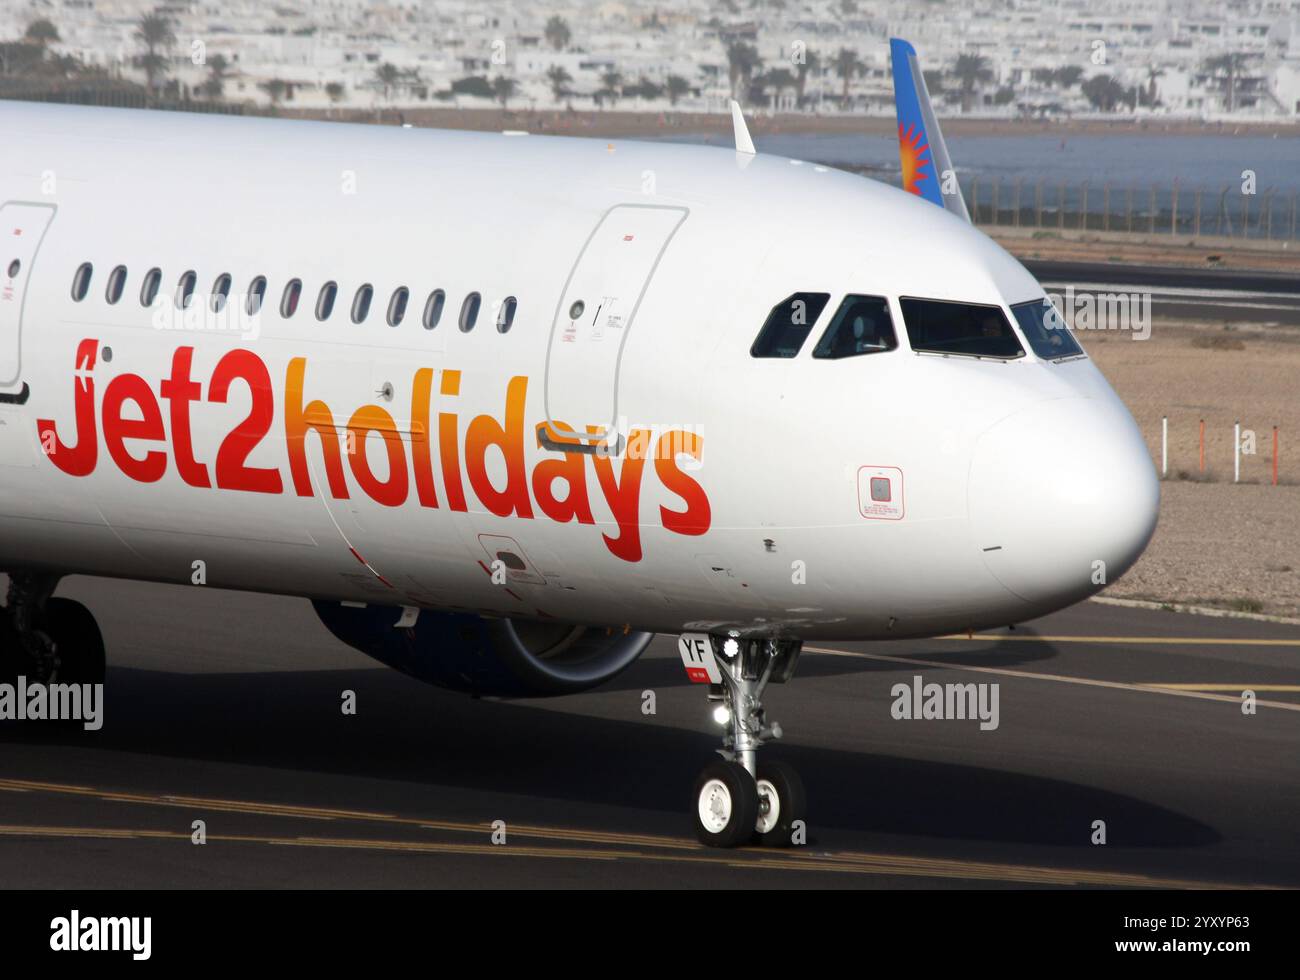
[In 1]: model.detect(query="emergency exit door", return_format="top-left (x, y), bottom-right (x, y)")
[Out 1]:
top-left (1, 202), bottom-right (57, 391)
top-left (544, 204), bottom-right (688, 451)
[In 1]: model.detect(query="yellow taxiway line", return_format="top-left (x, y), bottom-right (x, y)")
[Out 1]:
top-left (0, 778), bottom-right (1272, 888)
top-left (938, 633), bottom-right (1300, 647)
top-left (1139, 683), bottom-right (1300, 692)
top-left (0, 823), bottom-right (1263, 889)
top-left (803, 646), bottom-right (1300, 712)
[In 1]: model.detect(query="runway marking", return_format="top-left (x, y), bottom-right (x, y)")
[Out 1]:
top-left (937, 634), bottom-right (1300, 647)
top-left (0, 824), bottom-right (1262, 889)
top-left (1139, 683), bottom-right (1300, 693)
top-left (0, 778), bottom-right (696, 851)
top-left (803, 646), bottom-right (1300, 713)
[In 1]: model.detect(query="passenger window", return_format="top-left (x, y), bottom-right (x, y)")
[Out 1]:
top-left (281, 278), bottom-right (302, 318)
top-left (750, 292), bottom-right (830, 358)
top-left (175, 270), bottom-right (197, 310)
top-left (105, 265), bottom-right (128, 305)
top-left (813, 295), bottom-right (897, 359)
top-left (387, 287), bottom-right (409, 326)
top-left (140, 267), bottom-right (162, 306)
top-left (459, 292), bottom-right (481, 332)
top-left (316, 281), bottom-right (337, 321)
top-left (351, 283), bottom-right (373, 324)
top-left (496, 296), bottom-right (517, 334)
top-left (898, 298), bottom-right (1024, 359)
top-left (247, 276), bottom-right (267, 315)
top-left (1011, 299), bottom-right (1085, 360)
top-left (211, 273), bottom-right (232, 313)
top-left (71, 262), bottom-right (93, 301)
top-left (6, 259), bottom-right (19, 279)
top-left (422, 289), bottom-right (445, 329)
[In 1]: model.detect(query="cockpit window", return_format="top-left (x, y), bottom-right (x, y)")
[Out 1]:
top-left (813, 295), bottom-right (897, 359)
top-left (1011, 298), bottom-right (1085, 361)
top-left (899, 298), bottom-right (1025, 360)
top-left (750, 292), bottom-right (830, 358)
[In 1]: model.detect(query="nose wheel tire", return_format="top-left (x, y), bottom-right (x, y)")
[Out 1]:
top-left (754, 760), bottom-right (806, 847)
top-left (693, 760), bottom-right (760, 848)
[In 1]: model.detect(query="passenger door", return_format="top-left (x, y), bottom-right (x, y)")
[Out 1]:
top-left (0, 202), bottom-right (57, 394)
top-left (544, 204), bottom-right (687, 452)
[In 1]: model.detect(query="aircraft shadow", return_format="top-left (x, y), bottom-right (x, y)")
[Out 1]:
top-left (0, 654), bottom-right (1221, 862)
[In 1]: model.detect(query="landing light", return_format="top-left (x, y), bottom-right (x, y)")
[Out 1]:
top-left (712, 706), bottom-right (732, 726)
top-left (722, 638), bottom-right (740, 659)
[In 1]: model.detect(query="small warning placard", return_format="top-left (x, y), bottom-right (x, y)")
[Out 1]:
top-left (856, 465), bottom-right (905, 521)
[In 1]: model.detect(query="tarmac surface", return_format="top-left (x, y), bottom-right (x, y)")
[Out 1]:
top-left (1024, 260), bottom-right (1300, 326)
top-left (2, 577), bottom-right (1298, 889)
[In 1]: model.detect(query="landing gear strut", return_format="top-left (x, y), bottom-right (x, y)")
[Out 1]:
top-left (679, 634), bottom-right (805, 848)
top-left (1, 573), bottom-right (104, 686)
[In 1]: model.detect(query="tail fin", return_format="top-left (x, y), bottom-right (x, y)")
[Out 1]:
top-left (890, 38), bottom-right (970, 222)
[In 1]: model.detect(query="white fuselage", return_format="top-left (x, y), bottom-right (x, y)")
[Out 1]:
top-left (0, 103), bottom-right (1159, 640)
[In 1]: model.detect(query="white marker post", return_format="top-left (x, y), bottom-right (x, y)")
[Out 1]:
top-left (1161, 416), bottom-right (1168, 477)
top-left (1234, 420), bottom-right (1241, 483)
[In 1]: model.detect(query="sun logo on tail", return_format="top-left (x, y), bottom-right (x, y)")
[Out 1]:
top-left (898, 123), bottom-right (933, 197)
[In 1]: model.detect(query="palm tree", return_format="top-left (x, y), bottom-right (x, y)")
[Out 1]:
top-left (794, 49), bottom-right (819, 106)
top-left (544, 16), bottom-right (571, 52)
top-left (726, 42), bottom-right (761, 104)
top-left (1143, 65), bottom-right (1164, 107)
top-left (1202, 52), bottom-right (1256, 113)
top-left (628, 76), bottom-right (662, 103)
top-left (403, 66), bottom-right (426, 100)
top-left (950, 52), bottom-right (993, 112)
top-left (24, 20), bottom-right (60, 46)
top-left (666, 74), bottom-right (690, 106)
top-left (135, 11), bottom-right (176, 104)
top-left (833, 47), bottom-right (864, 105)
top-left (1081, 73), bottom-right (1125, 111)
top-left (374, 62), bottom-right (401, 101)
top-left (491, 75), bottom-right (516, 109)
top-left (325, 82), bottom-right (345, 115)
top-left (546, 65), bottom-right (572, 104)
top-left (1054, 65), bottom-right (1085, 89)
top-left (200, 53), bottom-right (230, 99)
top-left (260, 78), bottom-right (289, 107)
top-left (599, 69), bottom-right (623, 107)
top-left (763, 67), bottom-right (797, 109)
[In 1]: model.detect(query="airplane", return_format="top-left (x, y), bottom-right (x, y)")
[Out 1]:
top-left (0, 39), bottom-right (1158, 848)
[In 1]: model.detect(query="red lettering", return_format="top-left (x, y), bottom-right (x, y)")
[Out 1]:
top-left (655, 430), bottom-right (710, 535)
top-left (465, 376), bottom-right (533, 519)
top-left (409, 368), bottom-right (439, 508)
top-left (531, 421), bottom-right (594, 525)
top-left (210, 349), bottom-right (283, 494)
top-left (346, 406), bottom-right (408, 507)
top-left (37, 338), bottom-right (99, 477)
top-left (438, 370), bottom-right (467, 512)
top-left (102, 372), bottom-right (167, 483)
top-left (284, 357), bottom-right (349, 499)
top-left (589, 428), bottom-right (650, 562)
top-left (159, 346), bottom-right (210, 488)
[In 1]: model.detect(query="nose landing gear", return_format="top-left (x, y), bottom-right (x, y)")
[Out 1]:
top-left (678, 634), bottom-right (805, 848)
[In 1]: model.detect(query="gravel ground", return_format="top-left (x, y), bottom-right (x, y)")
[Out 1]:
top-left (1087, 320), bottom-right (1300, 617)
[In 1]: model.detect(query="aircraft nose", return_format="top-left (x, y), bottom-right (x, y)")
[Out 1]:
top-left (968, 397), bottom-right (1159, 607)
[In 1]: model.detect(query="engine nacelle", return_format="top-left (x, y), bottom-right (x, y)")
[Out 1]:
top-left (312, 601), bottom-right (653, 697)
